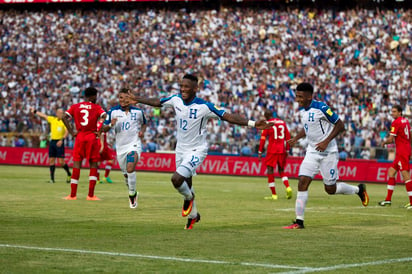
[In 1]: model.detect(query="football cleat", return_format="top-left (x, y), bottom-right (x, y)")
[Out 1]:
top-left (64, 195), bottom-right (77, 200)
top-left (104, 177), bottom-right (114, 184)
top-left (66, 176), bottom-right (71, 184)
top-left (264, 194), bottom-right (278, 200)
top-left (185, 213), bottom-right (201, 230)
top-left (406, 205), bottom-right (412, 210)
top-left (48, 180), bottom-right (55, 184)
top-left (404, 203), bottom-right (411, 208)
top-left (182, 193), bottom-right (195, 217)
top-left (378, 200), bottom-right (391, 206)
top-left (129, 192), bottom-right (138, 209)
top-left (357, 184), bottom-right (369, 206)
top-left (283, 220), bottom-right (304, 229)
top-left (86, 196), bottom-right (100, 201)
top-left (286, 187), bottom-right (293, 199)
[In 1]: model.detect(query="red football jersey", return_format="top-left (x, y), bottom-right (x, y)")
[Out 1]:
top-left (390, 116), bottom-right (411, 156)
top-left (259, 118), bottom-right (291, 154)
top-left (65, 102), bottom-right (106, 134)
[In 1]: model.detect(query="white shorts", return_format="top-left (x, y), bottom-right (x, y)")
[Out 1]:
top-left (175, 148), bottom-right (208, 177)
top-left (299, 151), bottom-right (339, 185)
top-left (116, 145), bottom-right (142, 173)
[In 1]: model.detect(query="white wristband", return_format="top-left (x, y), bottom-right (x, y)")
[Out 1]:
top-left (247, 120), bottom-right (256, 128)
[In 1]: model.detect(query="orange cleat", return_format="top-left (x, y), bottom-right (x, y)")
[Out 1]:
top-left (64, 195), bottom-right (77, 200)
top-left (184, 213), bottom-right (201, 230)
top-left (86, 196), bottom-right (100, 201)
top-left (182, 193), bottom-right (194, 217)
top-left (357, 184), bottom-right (369, 207)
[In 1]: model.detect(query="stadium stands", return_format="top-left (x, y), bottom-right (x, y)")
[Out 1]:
top-left (0, 3), bottom-right (410, 159)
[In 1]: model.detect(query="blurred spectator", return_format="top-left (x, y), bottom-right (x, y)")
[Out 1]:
top-left (147, 140), bottom-right (157, 153)
top-left (0, 135), bottom-right (8, 146)
top-left (360, 149), bottom-right (371, 160)
top-left (14, 136), bottom-right (26, 147)
top-left (339, 149), bottom-right (348, 161)
top-left (240, 142), bottom-right (253, 156)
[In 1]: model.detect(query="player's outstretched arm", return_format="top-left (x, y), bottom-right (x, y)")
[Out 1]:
top-left (30, 107), bottom-right (48, 120)
top-left (222, 113), bottom-right (273, 129)
top-left (128, 91), bottom-right (162, 107)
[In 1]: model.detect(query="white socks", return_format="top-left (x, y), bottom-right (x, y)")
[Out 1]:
top-left (335, 182), bottom-right (357, 195)
top-left (127, 172), bottom-right (137, 195)
top-left (296, 191), bottom-right (308, 221)
top-left (176, 181), bottom-right (193, 200)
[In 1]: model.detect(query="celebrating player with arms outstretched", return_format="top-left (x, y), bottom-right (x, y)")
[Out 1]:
top-left (129, 74), bottom-right (273, 229)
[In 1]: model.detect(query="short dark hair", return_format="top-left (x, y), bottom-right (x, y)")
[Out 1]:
top-left (264, 109), bottom-right (273, 119)
top-left (392, 105), bottom-right (403, 113)
top-left (84, 87), bottom-right (98, 97)
top-left (296, 83), bottom-right (314, 94)
top-left (183, 74), bottom-right (198, 83)
top-left (119, 88), bottom-right (130, 94)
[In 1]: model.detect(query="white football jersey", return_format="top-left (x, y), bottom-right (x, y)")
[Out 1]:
top-left (299, 100), bottom-right (340, 153)
top-left (105, 105), bottom-right (146, 155)
top-left (160, 95), bottom-right (226, 152)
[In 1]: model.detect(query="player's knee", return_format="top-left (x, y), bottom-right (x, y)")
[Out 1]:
top-left (171, 173), bottom-right (184, 187)
top-left (324, 185), bottom-right (336, 195)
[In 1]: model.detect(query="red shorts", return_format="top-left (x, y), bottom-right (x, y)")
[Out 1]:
top-left (265, 153), bottom-right (287, 169)
top-left (392, 153), bottom-right (410, 172)
top-left (100, 144), bottom-right (115, 161)
top-left (72, 132), bottom-right (100, 162)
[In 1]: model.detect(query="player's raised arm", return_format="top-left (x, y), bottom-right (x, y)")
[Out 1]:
top-left (221, 112), bottom-right (273, 130)
top-left (30, 107), bottom-right (48, 120)
top-left (128, 90), bottom-right (162, 107)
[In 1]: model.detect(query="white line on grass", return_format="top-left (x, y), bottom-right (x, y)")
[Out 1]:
top-left (0, 244), bottom-right (313, 271)
top-left (277, 257), bottom-right (412, 274)
top-left (274, 207), bottom-right (404, 218)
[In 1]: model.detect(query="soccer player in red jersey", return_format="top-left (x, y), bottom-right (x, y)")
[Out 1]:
top-left (62, 87), bottom-right (106, 200)
top-left (97, 119), bottom-right (115, 184)
top-left (258, 110), bottom-right (293, 200)
top-left (379, 105), bottom-right (412, 209)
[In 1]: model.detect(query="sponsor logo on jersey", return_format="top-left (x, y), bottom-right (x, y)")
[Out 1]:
top-left (326, 108), bottom-right (333, 116)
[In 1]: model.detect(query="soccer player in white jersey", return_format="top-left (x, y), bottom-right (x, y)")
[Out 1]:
top-left (284, 83), bottom-right (369, 229)
top-left (103, 88), bottom-right (147, 209)
top-left (129, 74), bottom-right (273, 229)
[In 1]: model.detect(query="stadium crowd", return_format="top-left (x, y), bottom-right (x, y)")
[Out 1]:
top-left (0, 7), bottom-right (411, 159)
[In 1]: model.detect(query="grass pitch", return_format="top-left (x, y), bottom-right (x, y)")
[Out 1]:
top-left (0, 165), bottom-right (411, 273)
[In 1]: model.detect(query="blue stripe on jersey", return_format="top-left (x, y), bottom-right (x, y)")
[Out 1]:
top-left (103, 106), bottom-right (121, 125)
top-left (308, 100), bottom-right (339, 124)
top-left (205, 102), bottom-right (225, 118)
top-left (160, 94), bottom-right (178, 105)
